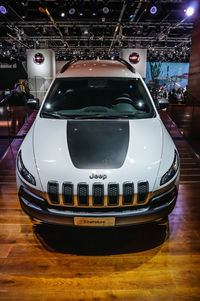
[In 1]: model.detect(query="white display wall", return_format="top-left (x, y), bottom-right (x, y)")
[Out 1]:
top-left (120, 49), bottom-right (147, 78)
top-left (27, 49), bottom-right (56, 101)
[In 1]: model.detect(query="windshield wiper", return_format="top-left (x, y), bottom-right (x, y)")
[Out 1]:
top-left (73, 114), bottom-right (135, 120)
top-left (40, 112), bottom-right (64, 119)
top-left (41, 112), bottom-right (137, 120)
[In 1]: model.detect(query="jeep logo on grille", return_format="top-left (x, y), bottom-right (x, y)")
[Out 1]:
top-left (89, 174), bottom-right (107, 180)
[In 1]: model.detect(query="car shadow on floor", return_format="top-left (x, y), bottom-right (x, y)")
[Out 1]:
top-left (33, 219), bottom-right (170, 256)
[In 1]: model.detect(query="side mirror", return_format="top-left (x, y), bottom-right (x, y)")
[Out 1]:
top-left (27, 98), bottom-right (39, 110)
top-left (155, 98), bottom-right (168, 110)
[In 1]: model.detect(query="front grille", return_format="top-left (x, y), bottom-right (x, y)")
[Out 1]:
top-left (138, 181), bottom-right (149, 204)
top-left (108, 183), bottom-right (119, 205)
top-left (63, 182), bottom-right (74, 205)
top-left (93, 183), bottom-right (104, 206)
top-left (123, 182), bottom-right (134, 205)
top-left (48, 181), bottom-right (59, 204)
top-left (47, 181), bottom-right (149, 207)
top-left (78, 183), bottom-right (89, 206)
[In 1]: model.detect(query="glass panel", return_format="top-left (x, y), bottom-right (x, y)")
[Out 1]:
top-left (41, 77), bottom-right (155, 119)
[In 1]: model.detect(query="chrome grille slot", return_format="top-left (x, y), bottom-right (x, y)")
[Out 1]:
top-left (137, 181), bottom-right (149, 204)
top-left (78, 183), bottom-right (89, 206)
top-left (93, 183), bottom-right (104, 206)
top-left (123, 182), bottom-right (134, 205)
top-left (108, 183), bottom-right (119, 205)
top-left (48, 181), bottom-right (59, 204)
top-left (62, 182), bottom-right (74, 205)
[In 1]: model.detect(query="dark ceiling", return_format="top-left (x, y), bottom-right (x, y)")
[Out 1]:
top-left (0, 0), bottom-right (198, 64)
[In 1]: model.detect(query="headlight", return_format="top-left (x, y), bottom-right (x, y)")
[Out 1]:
top-left (17, 151), bottom-right (36, 186)
top-left (160, 150), bottom-right (179, 186)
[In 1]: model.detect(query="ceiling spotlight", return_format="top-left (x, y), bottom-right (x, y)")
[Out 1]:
top-left (186, 7), bottom-right (194, 17)
top-left (0, 5), bottom-right (7, 14)
top-left (102, 7), bottom-right (109, 14)
top-left (83, 28), bottom-right (89, 35)
top-left (150, 6), bottom-right (157, 15)
top-left (79, 12), bottom-right (83, 16)
top-left (61, 12), bottom-right (65, 17)
top-left (69, 8), bottom-right (75, 15)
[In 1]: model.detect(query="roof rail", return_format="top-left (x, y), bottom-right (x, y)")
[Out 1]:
top-left (60, 57), bottom-right (135, 74)
top-left (60, 58), bottom-right (78, 73)
top-left (117, 58), bottom-right (135, 73)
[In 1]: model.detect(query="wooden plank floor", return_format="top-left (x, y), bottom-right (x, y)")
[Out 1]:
top-left (0, 113), bottom-right (200, 300)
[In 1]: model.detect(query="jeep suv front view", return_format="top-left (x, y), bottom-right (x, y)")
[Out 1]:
top-left (17, 59), bottom-right (179, 227)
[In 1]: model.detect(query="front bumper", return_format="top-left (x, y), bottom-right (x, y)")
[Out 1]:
top-left (19, 185), bottom-right (178, 227)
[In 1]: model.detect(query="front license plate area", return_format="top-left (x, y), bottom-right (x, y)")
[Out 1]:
top-left (74, 217), bottom-right (115, 227)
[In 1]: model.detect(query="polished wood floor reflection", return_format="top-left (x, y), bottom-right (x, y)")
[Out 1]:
top-left (0, 112), bottom-right (200, 300)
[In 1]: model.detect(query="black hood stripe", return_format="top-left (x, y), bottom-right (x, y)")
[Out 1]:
top-left (67, 120), bottom-right (129, 169)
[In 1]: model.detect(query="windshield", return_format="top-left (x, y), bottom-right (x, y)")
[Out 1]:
top-left (40, 77), bottom-right (155, 119)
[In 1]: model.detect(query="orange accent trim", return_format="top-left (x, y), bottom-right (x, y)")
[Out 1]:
top-left (45, 8), bottom-right (50, 16)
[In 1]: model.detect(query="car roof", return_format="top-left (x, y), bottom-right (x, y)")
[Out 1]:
top-left (56, 60), bottom-right (141, 78)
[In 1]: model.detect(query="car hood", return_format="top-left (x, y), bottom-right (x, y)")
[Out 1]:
top-left (33, 117), bottom-right (164, 193)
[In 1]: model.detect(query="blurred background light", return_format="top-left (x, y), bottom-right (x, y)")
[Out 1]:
top-left (102, 7), bottom-right (109, 14)
top-left (150, 6), bottom-right (157, 15)
top-left (69, 8), bottom-right (75, 15)
top-left (186, 7), bottom-right (194, 17)
top-left (0, 5), bottom-right (7, 14)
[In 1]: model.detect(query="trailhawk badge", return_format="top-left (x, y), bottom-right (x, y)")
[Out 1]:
top-left (89, 174), bottom-right (107, 180)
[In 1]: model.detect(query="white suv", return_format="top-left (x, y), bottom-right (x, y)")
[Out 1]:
top-left (16, 59), bottom-right (179, 227)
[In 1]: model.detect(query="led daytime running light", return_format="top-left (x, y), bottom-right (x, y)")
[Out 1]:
top-left (160, 150), bottom-right (179, 186)
top-left (17, 151), bottom-right (36, 186)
